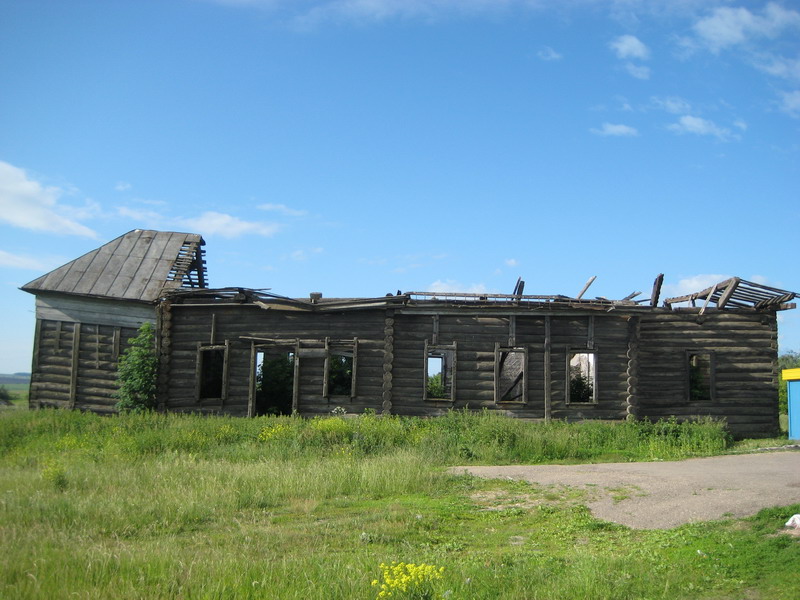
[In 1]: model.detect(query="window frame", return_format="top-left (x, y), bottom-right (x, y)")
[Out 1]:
top-left (423, 340), bottom-right (457, 402)
top-left (566, 348), bottom-right (598, 405)
top-left (323, 337), bottom-right (358, 401)
top-left (685, 349), bottom-right (716, 402)
top-left (196, 341), bottom-right (230, 403)
top-left (494, 343), bottom-right (528, 404)
top-left (252, 343), bottom-right (298, 417)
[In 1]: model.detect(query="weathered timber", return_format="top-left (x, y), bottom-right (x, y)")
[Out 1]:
top-left (21, 232), bottom-right (795, 437)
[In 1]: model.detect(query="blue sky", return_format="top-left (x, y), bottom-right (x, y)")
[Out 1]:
top-left (1, 0), bottom-right (798, 374)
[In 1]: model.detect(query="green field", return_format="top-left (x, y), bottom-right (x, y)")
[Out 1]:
top-left (0, 383), bottom-right (28, 406)
top-left (0, 409), bottom-right (797, 599)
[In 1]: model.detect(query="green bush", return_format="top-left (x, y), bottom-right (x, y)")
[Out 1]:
top-left (114, 323), bottom-right (158, 413)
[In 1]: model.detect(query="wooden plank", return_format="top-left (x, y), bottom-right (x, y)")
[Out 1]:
top-left (35, 294), bottom-right (155, 329)
top-left (292, 341), bottom-right (300, 413)
top-left (650, 274), bottom-right (664, 307)
top-left (247, 341), bottom-right (256, 417)
top-left (95, 231), bottom-right (148, 297)
top-left (46, 249), bottom-right (98, 294)
top-left (142, 233), bottom-right (186, 298)
top-left (104, 235), bottom-right (153, 299)
top-left (71, 237), bottom-right (121, 295)
top-left (69, 324), bottom-right (81, 409)
top-left (29, 318), bottom-right (43, 407)
top-left (124, 256), bottom-right (161, 300)
top-left (544, 316), bottom-right (552, 421)
top-left (575, 276), bottom-right (596, 300)
top-left (351, 338), bottom-right (359, 399)
top-left (222, 340), bottom-right (230, 406)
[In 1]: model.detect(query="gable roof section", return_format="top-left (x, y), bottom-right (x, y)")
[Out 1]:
top-left (22, 230), bottom-right (207, 302)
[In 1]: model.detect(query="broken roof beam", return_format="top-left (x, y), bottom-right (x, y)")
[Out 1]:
top-left (664, 277), bottom-right (737, 306)
top-left (650, 273), bottom-right (664, 307)
top-left (575, 276), bottom-right (596, 300)
top-left (699, 283), bottom-right (720, 315)
top-left (756, 292), bottom-right (796, 309)
top-left (715, 277), bottom-right (740, 309)
top-left (740, 279), bottom-right (796, 294)
top-left (664, 276), bottom-right (798, 311)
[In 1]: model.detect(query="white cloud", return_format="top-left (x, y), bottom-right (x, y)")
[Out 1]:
top-left (666, 115), bottom-right (735, 141)
top-left (537, 46), bottom-right (562, 61)
top-left (115, 181), bottom-right (132, 192)
top-left (60, 198), bottom-right (101, 222)
top-left (0, 249), bottom-right (48, 270)
top-left (779, 90), bottom-right (800, 118)
top-left (624, 62), bottom-right (651, 79)
top-left (752, 54), bottom-right (800, 82)
top-left (616, 95), bottom-right (633, 111)
top-left (692, 3), bottom-right (800, 53)
top-left (358, 256), bottom-right (388, 266)
top-left (289, 247), bottom-right (323, 261)
top-left (609, 34), bottom-right (650, 60)
top-left (427, 279), bottom-right (489, 294)
top-left (0, 161), bottom-right (97, 238)
top-left (178, 211), bottom-right (281, 238)
top-left (661, 274), bottom-right (732, 300)
top-left (733, 119), bottom-right (748, 131)
top-left (258, 203), bottom-right (308, 217)
top-left (650, 95), bottom-right (692, 115)
top-left (590, 123), bottom-right (639, 137)
top-left (288, 0), bottom-right (519, 27)
top-left (505, 258), bottom-right (518, 267)
top-left (118, 206), bottom-right (166, 223)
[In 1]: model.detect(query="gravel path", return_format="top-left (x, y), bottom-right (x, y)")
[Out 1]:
top-left (451, 451), bottom-right (800, 529)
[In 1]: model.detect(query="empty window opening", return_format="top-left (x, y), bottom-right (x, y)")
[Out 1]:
top-left (255, 349), bottom-right (295, 415)
top-left (496, 347), bottom-right (526, 403)
top-left (327, 352), bottom-right (353, 397)
top-left (199, 347), bottom-right (225, 399)
top-left (688, 352), bottom-right (713, 401)
top-left (425, 344), bottom-right (455, 401)
top-left (568, 352), bottom-right (596, 404)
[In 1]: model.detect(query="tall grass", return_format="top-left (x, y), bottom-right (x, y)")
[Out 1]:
top-left (0, 408), bottom-right (731, 466)
top-left (1, 408), bottom-right (796, 600)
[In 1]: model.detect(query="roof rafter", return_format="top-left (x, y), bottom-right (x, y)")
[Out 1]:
top-left (664, 278), bottom-right (797, 311)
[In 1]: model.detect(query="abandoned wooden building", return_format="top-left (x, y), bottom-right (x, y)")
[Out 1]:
top-left (22, 230), bottom-right (207, 413)
top-left (23, 230), bottom-right (798, 437)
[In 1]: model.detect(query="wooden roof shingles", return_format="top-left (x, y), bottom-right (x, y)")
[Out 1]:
top-left (21, 230), bottom-right (207, 303)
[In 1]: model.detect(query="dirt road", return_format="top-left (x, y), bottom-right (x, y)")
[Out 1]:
top-left (451, 451), bottom-right (800, 529)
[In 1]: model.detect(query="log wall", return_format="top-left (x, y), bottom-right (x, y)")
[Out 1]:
top-left (162, 305), bottom-right (388, 416)
top-left (158, 302), bottom-right (780, 436)
top-left (389, 312), bottom-right (631, 420)
top-left (636, 310), bottom-right (779, 437)
top-left (29, 318), bottom-right (144, 413)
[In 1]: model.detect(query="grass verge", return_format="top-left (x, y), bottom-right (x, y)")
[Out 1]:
top-left (0, 409), bottom-right (796, 599)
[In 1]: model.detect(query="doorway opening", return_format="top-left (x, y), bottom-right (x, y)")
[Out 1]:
top-left (255, 348), bottom-right (295, 415)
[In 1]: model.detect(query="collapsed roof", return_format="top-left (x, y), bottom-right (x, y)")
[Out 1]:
top-left (20, 230), bottom-right (796, 313)
top-left (164, 277), bottom-right (797, 313)
top-left (663, 277), bottom-right (797, 311)
top-left (21, 230), bottom-right (207, 303)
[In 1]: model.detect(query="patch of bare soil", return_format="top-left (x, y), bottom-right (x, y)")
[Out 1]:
top-left (452, 451), bottom-right (800, 529)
